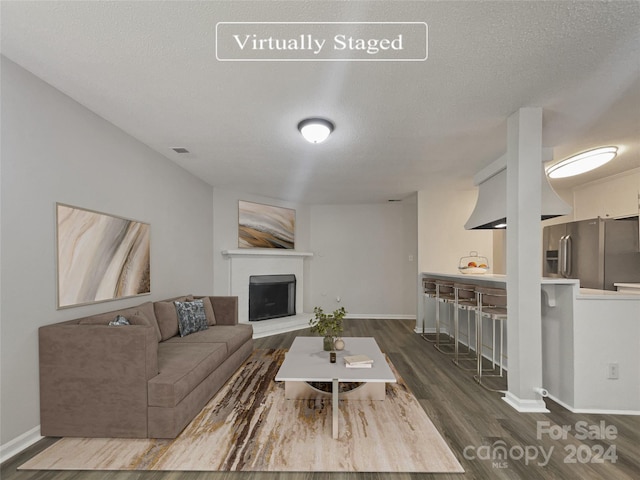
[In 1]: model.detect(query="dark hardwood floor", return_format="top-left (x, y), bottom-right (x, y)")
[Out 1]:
top-left (3, 319), bottom-right (639, 480)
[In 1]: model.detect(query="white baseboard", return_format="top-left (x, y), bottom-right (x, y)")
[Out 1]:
top-left (0, 425), bottom-right (42, 464)
top-left (347, 314), bottom-right (415, 320)
top-left (547, 394), bottom-right (640, 416)
top-left (502, 391), bottom-right (550, 413)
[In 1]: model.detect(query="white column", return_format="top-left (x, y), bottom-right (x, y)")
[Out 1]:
top-left (504, 107), bottom-right (549, 412)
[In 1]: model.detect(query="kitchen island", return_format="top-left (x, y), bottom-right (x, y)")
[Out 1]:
top-left (418, 272), bottom-right (640, 414)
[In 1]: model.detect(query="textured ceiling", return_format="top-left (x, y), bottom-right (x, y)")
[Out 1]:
top-left (2, 0), bottom-right (639, 204)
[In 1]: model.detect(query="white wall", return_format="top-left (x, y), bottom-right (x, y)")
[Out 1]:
top-left (0, 58), bottom-right (214, 448)
top-left (572, 296), bottom-right (640, 412)
top-left (309, 200), bottom-right (417, 317)
top-left (417, 179), bottom-right (493, 274)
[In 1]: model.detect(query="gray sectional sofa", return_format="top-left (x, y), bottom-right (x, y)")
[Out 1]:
top-left (39, 295), bottom-right (253, 438)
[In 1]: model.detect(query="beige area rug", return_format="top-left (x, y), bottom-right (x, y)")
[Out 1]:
top-left (20, 349), bottom-right (464, 473)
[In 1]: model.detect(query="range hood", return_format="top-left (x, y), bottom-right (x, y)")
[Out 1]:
top-left (464, 153), bottom-right (572, 230)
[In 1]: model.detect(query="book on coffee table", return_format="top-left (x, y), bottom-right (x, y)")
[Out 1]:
top-left (346, 362), bottom-right (372, 368)
top-left (344, 354), bottom-right (374, 368)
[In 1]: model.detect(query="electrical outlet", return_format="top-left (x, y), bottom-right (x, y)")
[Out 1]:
top-left (607, 363), bottom-right (619, 379)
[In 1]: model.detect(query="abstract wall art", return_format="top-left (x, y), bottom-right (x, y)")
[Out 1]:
top-left (238, 200), bottom-right (295, 249)
top-left (56, 203), bottom-right (151, 308)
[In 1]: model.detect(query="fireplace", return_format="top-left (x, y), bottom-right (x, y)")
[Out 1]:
top-left (222, 249), bottom-right (312, 334)
top-left (249, 274), bottom-right (296, 322)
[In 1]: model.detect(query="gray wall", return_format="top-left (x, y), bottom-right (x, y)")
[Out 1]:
top-left (309, 200), bottom-right (418, 317)
top-left (212, 191), bottom-right (418, 318)
top-left (0, 58), bottom-right (214, 446)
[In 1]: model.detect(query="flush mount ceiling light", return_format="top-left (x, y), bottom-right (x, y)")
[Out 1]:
top-left (546, 146), bottom-right (618, 179)
top-left (298, 118), bottom-right (334, 144)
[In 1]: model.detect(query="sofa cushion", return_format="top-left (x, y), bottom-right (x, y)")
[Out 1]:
top-left (163, 324), bottom-right (253, 356)
top-left (154, 295), bottom-right (195, 340)
top-left (79, 310), bottom-right (152, 327)
top-left (175, 300), bottom-right (208, 337)
top-left (154, 297), bottom-right (190, 341)
top-left (76, 302), bottom-right (161, 342)
top-left (193, 296), bottom-right (217, 326)
top-left (134, 302), bottom-right (162, 342)
top-left (148, 342), bottom-right (227, 408)
top-left (202, 297), bottom-right (216, 326)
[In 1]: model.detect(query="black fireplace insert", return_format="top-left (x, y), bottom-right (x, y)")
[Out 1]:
top-left (249, 274), bottom-right (296, 321)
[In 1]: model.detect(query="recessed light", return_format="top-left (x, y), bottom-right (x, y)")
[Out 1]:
top-left (172, 147), bottom-right (190, 154)
top-left (546, 146), bottom-right (618, 179)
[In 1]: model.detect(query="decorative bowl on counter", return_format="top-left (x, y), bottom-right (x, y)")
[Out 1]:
top-left (458, 251), bottom-right (489, 274)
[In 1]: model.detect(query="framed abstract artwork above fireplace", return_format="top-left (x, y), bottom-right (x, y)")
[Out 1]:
top-left (56, 203), bottom-right (151, 309)
top-left (238, 200), bottom-right (295, 249)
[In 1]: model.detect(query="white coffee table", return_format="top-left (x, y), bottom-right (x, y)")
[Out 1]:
top-left (275, 336), bottom-right (396, 439)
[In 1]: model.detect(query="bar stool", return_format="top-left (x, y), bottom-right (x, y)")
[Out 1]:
top-left (452, 283), bottom-right (478, 368)
top-left (434, 280), bottom-right (456, 353)
top-left (474, 286), bottom-right (507, 392)
top-left (421, 278), bottom-right (438, 342)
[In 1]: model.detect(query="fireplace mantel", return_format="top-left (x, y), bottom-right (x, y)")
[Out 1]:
top-left (222, 249), bottom-right (313, 258)
top-left (221, 249), bottom-right (313, 337)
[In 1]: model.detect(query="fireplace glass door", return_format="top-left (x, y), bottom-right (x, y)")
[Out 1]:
top-left (249, 274), bottom-right (296, 321)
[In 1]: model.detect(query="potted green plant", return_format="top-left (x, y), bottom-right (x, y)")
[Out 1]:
top-left (309, 306), bottom-right (346, 351)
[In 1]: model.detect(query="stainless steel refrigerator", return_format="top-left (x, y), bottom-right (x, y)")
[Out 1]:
top-left (543, 216), bottom-right (640, 290)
